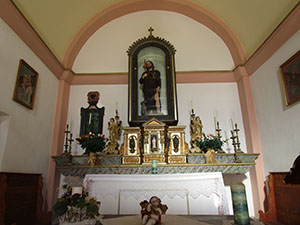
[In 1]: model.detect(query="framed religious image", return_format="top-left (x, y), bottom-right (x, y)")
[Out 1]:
top-left (280, 50), bottom-right (300, 106)
top-left (127, 30), bottom-right (178, 126)
top-left (13, 59), bottom-right (38, 109)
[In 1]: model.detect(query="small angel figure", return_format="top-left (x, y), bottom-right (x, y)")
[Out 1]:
top-left (140, 196), bottom-right (168, 225)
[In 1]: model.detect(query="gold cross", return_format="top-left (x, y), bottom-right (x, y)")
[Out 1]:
top-left (148, 27), bottom-right (154, 36)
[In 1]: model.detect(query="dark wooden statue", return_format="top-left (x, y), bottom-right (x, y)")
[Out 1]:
top-left (284, 153), bottom-right (300, 184)
top-left (80, 91), bottom-right (105, 135)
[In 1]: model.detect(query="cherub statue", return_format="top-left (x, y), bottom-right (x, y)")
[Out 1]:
top-left (190, 142), bottom-right (202, 153)
top-left (140, 196), bottom-right (168, 225)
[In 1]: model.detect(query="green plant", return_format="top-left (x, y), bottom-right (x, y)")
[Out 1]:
top-left (52, 184), bottom-right (101, 224)
top-left (195, 133), bottom-right (228, 152)
top-left (76, 133), bottom-right (106, 154)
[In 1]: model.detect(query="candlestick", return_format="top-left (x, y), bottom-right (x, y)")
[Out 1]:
top-left (62, 124), bottom-right (70, 155)
top-left (68, 133), bottom-right (74, 154)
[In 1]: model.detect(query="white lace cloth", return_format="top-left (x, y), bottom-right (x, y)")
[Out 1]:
top-left (84, 173), bottom-right (229, 215)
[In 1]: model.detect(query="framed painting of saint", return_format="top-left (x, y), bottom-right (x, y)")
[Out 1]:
top-left (127, 29), bottom-right (178, 126)
top-left (13, 59), bottom-right (38, 110)
top-left (280, 50), bottom-right (300, 106)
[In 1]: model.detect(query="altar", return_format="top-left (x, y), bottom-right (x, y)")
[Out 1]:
top-left (84, 172), bottom-right (230, 215)
top-left (52, 30), bottom-right (259, 223)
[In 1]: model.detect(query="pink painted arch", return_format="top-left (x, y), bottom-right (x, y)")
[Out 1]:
top-left (62, 0), bottom-right (246, 70)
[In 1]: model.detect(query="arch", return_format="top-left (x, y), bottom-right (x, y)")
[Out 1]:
top-left (62, 0), bottom-right (246, 69)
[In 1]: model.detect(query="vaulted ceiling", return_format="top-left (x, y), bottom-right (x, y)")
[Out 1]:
top-left (11, 0), bottom-right (300, 67)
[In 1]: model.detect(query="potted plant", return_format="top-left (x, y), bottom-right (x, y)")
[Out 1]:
top-left (195, 133), bottom-right (228, 153)
top-left (76, 133), bottom-right (106, 166)
top-left (52, 183), bottom-right (102, 225)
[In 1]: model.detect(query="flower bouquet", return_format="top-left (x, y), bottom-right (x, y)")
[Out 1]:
top-left (52, 183), bottom-right (102, 225)
top-left (76, 133), bottom-right (106, 154)
top-left (195, 133), bottom-right (228, 153)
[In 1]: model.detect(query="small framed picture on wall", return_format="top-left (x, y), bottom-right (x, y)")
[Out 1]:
top-left (13, 59), bottom-right (38, 109)
top-left (280, 50), bottom-right (300, 106)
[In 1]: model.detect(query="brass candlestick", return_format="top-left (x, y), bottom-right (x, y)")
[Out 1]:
top-left (231, 130), bottom-right (241, 163)
top-left (216, 121), bottom-right (225, 153)
top-left (230, 130), bottom-right (237, 152)
top-left (216, 121), bottom-right (221, 136)
top-left (68, 133), bottom-right (74, 155)
top-left (234, 123), bottom-right (243, 153)
top-left (62, 124), bottom-right (70, 155)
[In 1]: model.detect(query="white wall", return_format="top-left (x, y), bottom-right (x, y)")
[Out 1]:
top-left (73, 10), bottom-right (234, 73)
top-left (67, 82), bottom-right (254, 216)
top-left (251, 29), bottom-right (300, 175)
top-left (0, 19), bottom-right (58, 181)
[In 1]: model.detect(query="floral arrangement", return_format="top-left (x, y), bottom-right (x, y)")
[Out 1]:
top-left (76, 133), bottom-right (106, 154)
top-left (195, 133), bottom-right (229, 153)
top-left (52, 182), bottom-right (102, 224)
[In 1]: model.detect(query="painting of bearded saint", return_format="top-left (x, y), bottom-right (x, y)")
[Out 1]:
top-left (138, 47), bottom-right (168, 116)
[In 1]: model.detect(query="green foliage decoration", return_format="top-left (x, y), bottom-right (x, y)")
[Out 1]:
top-left (52, 184), bottom-right (101, 223)
top-left (195, 133), bottom-right (228, 152)
top-left (76, 133), bottom-right (106, 154)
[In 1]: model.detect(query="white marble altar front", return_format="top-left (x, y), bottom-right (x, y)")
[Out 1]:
top-left (84, 173), bottom-right (230, 215)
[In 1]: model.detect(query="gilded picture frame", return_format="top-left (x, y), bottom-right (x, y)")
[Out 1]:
top-left (280, 50), bottom-right (300, 106)
top-left (13, 59), bottom-right (38, 109)
top-left (127, 34), bottom-right (178, 126)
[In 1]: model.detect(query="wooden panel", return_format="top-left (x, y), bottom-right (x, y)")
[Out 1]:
top-left (0, 172), bottom-right (51, 225)
top-left (259, 172), bottom-right (300, 225)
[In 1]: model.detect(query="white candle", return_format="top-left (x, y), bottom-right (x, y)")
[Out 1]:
top-left (214, 116), bottom-right (217, 131)
top-left (89, 112), bottom-right (92, 125)
top-left (230, 119), bottom-right (234, 130)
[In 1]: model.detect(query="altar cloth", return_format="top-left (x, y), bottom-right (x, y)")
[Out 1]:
top-left (101, 215), bottom-right (209, 225)
top-left (84, 173), bottom-right (229, 215)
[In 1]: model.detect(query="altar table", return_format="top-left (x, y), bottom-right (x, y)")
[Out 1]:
top-left (84, 172), bottom-right (229, 215)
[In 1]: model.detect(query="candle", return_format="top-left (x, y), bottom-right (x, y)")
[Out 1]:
top-left (214, 116), bottom-right (217, 131)
top-left (72, 186), bottom-right (83, 196)
top-left (88, 112), bottom-right (92, 125)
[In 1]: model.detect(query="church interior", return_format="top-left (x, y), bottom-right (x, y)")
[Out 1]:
top-left (1, 0), bottom-right (300, 225)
